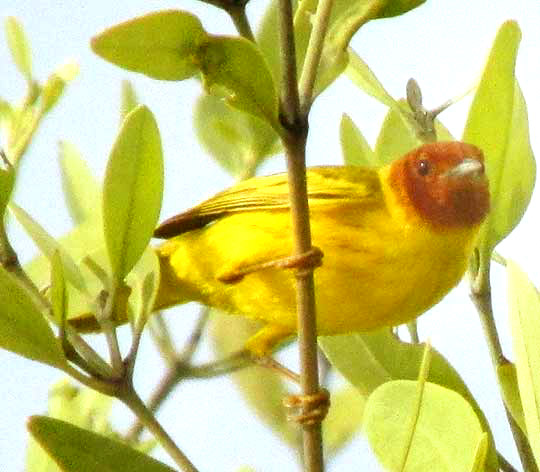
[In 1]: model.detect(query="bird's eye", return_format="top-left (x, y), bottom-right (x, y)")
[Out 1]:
top-left (417, 159), bottom-right (431, 176)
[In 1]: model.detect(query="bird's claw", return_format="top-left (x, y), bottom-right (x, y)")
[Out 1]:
top-left (283, 388), bottom-right (330, 426)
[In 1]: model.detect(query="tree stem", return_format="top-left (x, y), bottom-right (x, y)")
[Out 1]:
top-left (470, 261), bottom-right (538, 472)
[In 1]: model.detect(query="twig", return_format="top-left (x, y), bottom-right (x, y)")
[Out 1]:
top-left (121, 387), bottom-right (199, 472)
top-left (227, 5), bottom-right (255, 41)
top-left (497, 451), bottom-right (519, 472)
top-left (277, 0), bottom-right (324, 469)
top-left (298, 0), bottom-right (335, 115)
top-left (470, 259), bottom-right (539, 472)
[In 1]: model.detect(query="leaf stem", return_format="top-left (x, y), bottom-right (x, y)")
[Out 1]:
top-left (97, 282), bottom-right (124, 376)
top-left (497, 451), bottom-right (519, 472)
top-left (298, 0), bottom-right (334, 115)
top-left (121, 387), bottom-right (200, 472)
top-left (228, 5), bottom-right (255, 41)
top-left (470, 260), bottom-right (539, 472)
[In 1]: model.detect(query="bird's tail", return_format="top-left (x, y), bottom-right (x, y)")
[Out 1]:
top-left (67, 242), bottom-right (191, 332)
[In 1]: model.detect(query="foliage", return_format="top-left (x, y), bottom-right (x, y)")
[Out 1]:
top-left (0, 7), bottom-right (537, 472)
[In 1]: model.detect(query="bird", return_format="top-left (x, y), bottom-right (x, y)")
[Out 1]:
top-left (152, 141), bottom-right (490, 358)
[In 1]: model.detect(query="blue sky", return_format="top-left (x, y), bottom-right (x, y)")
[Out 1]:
top-left (1, 1), bottom-right (539, 470)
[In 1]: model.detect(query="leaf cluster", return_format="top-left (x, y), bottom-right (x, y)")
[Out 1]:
top-left (0, 6), bottom-right (538, 472)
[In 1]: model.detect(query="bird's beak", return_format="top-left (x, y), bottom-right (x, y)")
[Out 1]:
top-left (444, 158), bottom-right (484, 179)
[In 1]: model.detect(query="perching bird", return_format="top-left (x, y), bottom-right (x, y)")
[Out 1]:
top-left (152, 141), bottom-right (490, 357)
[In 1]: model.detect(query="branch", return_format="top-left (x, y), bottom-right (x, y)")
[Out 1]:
top-left (470, 259), bottom-right (539, 472)
top-left (121, 388), bottom-right (200, 472)
top-left (277, 0), bottom-right (324, 469)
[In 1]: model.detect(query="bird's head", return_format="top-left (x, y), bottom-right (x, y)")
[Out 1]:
top-left (389, 141), bottom-right (490, 228)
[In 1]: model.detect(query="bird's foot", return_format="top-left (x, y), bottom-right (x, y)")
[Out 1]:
top-left (283, 388), bottom-right (330, 425)
top-left (218, 247), bottom-right (323, 283)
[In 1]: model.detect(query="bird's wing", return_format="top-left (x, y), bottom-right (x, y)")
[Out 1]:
top-left (154, 166), bottom-right (383, 238)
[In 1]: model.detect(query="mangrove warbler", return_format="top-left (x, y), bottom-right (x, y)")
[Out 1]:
top-left (154, 141), bottom-right (489, 357)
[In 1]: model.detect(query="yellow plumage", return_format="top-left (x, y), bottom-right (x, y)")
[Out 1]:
top-left (155, 142), bottom-right (489, 356)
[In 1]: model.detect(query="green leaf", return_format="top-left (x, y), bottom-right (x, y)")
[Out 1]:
top-left (469, 434), bottom-right (489, 472)
top-left (339, 113), bottom-right (377, 166)
top-left (374, 102), bottom-right (454, 165)
top-left (127, 247), bottom-right (160, 331)
top-left (375, 105), bottom-right (422, 165)
top-left (26, 379), bottom-right (118, 472)
top-left (5, 17), bottom-right (32, 80)
top-left (41, 61), bottom-right (79, 113)
top-left (50, 251), bottom-right (67, 328)
top-left (0, 154), bottom-right (15, 217)
top-left (9, 202), bottom-right (87, 292)
top-left (463, 21), bottom-right (535, 256)
top-left (120, 80), bottom-right (139, 121)
top-left (28, 416), bottom-right (176, 472)
top-left (323, 386), bottom-right (364, 457)
top-left (91, 10), bottom-right (207, 81)
top-left (210, 314), bottom-right (300, 450)
top-left (497, 362), bottom-right (526, 434)
top-left (200, 36), bottom-right (280, 129)
top-left (377, 0), bottom-right (427, 18)
top-left (256, 0), bottom-right (284, 88)
top-left (194, 94), bottom-right (279, 178)
top-left (21, 217), bottom-right (114, 330)
top-left (58, 141), bottom-right (101, 225)
top-left (364, 380), bottom-right (485, 472)
top-left (507, 260), bottom-right (540, 467)
top-left (0, 266), bottom-right (65, 368)
top-left (103, 105), bottom-right (163, 279)
top-left (319, 330), bottom-right (498, 470)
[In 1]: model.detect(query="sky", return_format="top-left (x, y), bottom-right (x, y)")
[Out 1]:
top-left (1, 1), bottom-right (539, 471)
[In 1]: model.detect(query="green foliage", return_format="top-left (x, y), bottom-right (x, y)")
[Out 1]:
top-left (319, 331), bottom-right (498, 469)
top-left (103, 105), bottom-right (163, 280)
top-left (0, 4), bottom-right (538, 472)
top-left (194, 94), bottom-right (279, 178)
top-left (507, 260), bottom-right (540, 467)
top-left (50, 251), bottom-right (67, 329)
top-left (41, 61), bottom-right (79, 113)
top-left (0, 266), bottom-right (66, 368)
top-left (200, 36), bottom-right (280, 128)
top-left (26, 379), bottom-right (120, 472)
top-left (363, 380), bottom-right (486, 471)
top-left (5, 17), bottom-right (32, 80)
top-left (339, 114), bottom-right (377, 167)
top-left (91, 11), bottom-right (207, 81)
top-left (0, 153), bottom-right (15, 217)
top-left (58, 141), bottom-right (102, 225)
top-left (28, 416), bottom-right (174, 472)
top-left (497, 362), bottom-right (527, 434)
top-left (120, 80), bottom-right (139, 121)
top-left (9, 202), bottom-right (87, 291)
top-left (463, 21), bottom-right (535, 261)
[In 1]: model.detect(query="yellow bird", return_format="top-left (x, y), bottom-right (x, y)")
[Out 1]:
top-left (153, 141), bottom-right (489, 357)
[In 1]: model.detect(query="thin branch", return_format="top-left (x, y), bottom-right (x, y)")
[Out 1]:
top-left (298, 0), bottom-right (335, 115)
top-left (278, 0), bottom-right (301, 126)
top-left (228, 5), bottom-right (255, 41)
top-left (470, 261), bottom-right (539, 472)
top-left (97, 283), bottom-right (124, 376)
top-left (121, 388), bottom-right (199, 472)
top-left (497, 452), bottom-right (519, 472)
